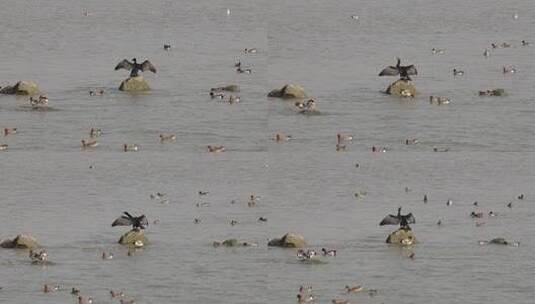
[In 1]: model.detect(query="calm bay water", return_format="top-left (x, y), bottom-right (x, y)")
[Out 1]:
top-left (1, 1), bottom-right (535, 303)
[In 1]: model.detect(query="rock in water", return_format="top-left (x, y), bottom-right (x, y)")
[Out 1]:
top-left (268, 84), bottom-right (308, 99)
top-left (267, 232), bottom-right (307, 248)
top-left (386, 228), bottom-right (417, 245)
top-left (119, 76), bottom-right (150, 92)
top-left (385, 79), bottom-right (417, 97)
top-left (0, 80), bottom-right (40, 95)
top-left (0, 234), bottom-right (40, 249)
top-left (118, 229), bottom-right (148, 246)
top-left (489, 238), bottom-right (508, 245)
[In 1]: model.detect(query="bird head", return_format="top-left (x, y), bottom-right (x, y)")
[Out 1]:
top-left (132, 58), bottom-right (137, 63)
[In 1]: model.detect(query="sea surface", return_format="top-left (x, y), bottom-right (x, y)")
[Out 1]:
top-left (1, 1), bottom-right (535, 303)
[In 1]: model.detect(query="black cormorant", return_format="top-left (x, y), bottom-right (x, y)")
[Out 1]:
top-left (379, 207), bottom-right (415, 229)
top-left (111, 212), bottom-right (148, 229)
top-left (379, 58), bottom-right (417, 81)
top-left (115, 58), bottom-right (156, 77)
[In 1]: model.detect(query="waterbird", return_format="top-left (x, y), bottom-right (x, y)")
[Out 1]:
top-left (337, 133), bottom-right (353, 142)
top-left (423, 194), bottom-right (428, 203)
top-left (43, 284), bottom-right (60, 293)
top-left (273, 133), bottom-right (291, 142)
top-left (248, 194), bottom-right (258, 207)
top-left (210, 91), bottom-right (225, 99)
top-left (379, 207), bottom-right (415, 229)
top-left (297, 99), bottom-right (318, 114)
top-left (102, 251), bottom-right (113, 260)
top-left (89, 89), bottom-right (104, 96)
top-left (470, 211), bottom-right (483, 218)
top-left (226, 8), bottom-right (231, 15)
top-left (123, 144), bottom-right (139, 152)
top-left (243, 48), bottom-right (257, 54)
top-left (483, 49), bottom-right (491, 57)
top-left (521, 40), bottom-right (530, 46)
top-left (111, 211), bottom-right (148, 229)
top-left (503, 66), bottom-right (516, 74)
top-left (258, 217), bottom-right (268, 222)
top-left (432, 48), bottom-right (445, 55)
top-left (159, 133), bottom-right (176, 142)
top-left (437, 219), bottom-right (442, 226)
top-left (0, 144), bottom-right (8, 151)
top-left (228, 95), bottom-right (240, 103)
top-left (297, 294), bottom-right (315, 304)
top-left (163, 44), bottom-right (171, 51)
top-left (198, 191), bottom-right (209, 195)
top-left (236, 67), bottom-right (252, 74)
top-left (89, 128), bottom-right (102, 137)
top-left (207, 145), bottom-right (225, 153)
top-left (513, 13), bottom-right (519, 20)
top-left (322, 248), bottom-right (336, 256)
top-left (332, 299), bottom-right (349, 304)
top-left (114, 58), bottom-right (156, 77)
top-left (30, 96), bottom-right (48, 108)
top-left (446, 199), bottom-right (453, 206)
top-left (81, 139), bottom-right (98, 149)
top-left (350, 15), bottom-right (359, 20)
top-left (453, 69), bottom-right (464, 76)
top-left (4, 128), bottom-right (17, 136)
top-left (110, 290), bottom-right (124, 298)
top-left (507, 202), bottom-right (513, 208)
top-left (518, 194), bottom-right (524, 200)
top-left (378, 57), bottom-right (417, 81)
top-left (71, 288), bottom-right (80, 295)
top-left (345, 285), bottom-right (362, 293)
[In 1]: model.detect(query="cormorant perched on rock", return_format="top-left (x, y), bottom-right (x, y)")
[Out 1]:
top-left (112, 212), bottom-right (148, 229)
top-left (379, 207), bottom-right (415, 229)
top-left (114, 58), bottom-right (156, 77)
top-left (379, 58), bottom-right (417, 81)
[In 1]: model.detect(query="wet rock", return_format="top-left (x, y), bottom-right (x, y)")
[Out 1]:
top-left (268, 84), bottom-right (308, 99)
top-left (385, 79), bottom-right (417, 97)
top-left (211, 84), bottom-right (239, 92)
top-left (386, 228), bottom-right (417, 245)
top-left (118, 229), bottom-right (148, 246)
top-left (212, 239), bottom-right (257, 247)
top-left (267, 232), bottom-right (307, 248)
top-left (119, 76), bottom-right (150, 92)
top-left (0, 234), bottom-right (40, 249)
top-left (0, 80), bottom-right (40, 95)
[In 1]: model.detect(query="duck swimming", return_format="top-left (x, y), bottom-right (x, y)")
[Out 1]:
top-left (89, 128), bottom-right (102, 138)
top-left (453, 69), bottom-right (464, 77)
top-left (207, 145), bottom-right (225, 153)
top-left (483, 49), bottom-right (491, 57)
top-left (115, 58), bottom-right (156, 77)
top-left (0, 144), bottom-right (7, 151)
top-left (379, 57), bottom-right (417, 81)
top-left (163, 44), bottom-right (171, 51)
top-left (273, 133), bottom-right (291, 142)
top-left (345, 285), bottom-right (362, 293)
top-left (123, 144), bottom-right (139, 152)
top-left (322, 248), bottom-right (336, 256)
top-left (4, 128), bottom-right (17, 136)
top-left (81, 139), bottom-right (98, 149)
top-left (30, 249), bottom-right (48, 263)
top-left (432, 48), bottom-right (445, 55)
top-left (160, 133), bottom-right (176, 142)
top-left (503, 66), bottom-right (517, 74)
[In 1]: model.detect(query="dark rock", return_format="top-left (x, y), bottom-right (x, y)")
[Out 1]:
top-left (0, 234), bottom-right (40, 249)
top-left (267, 232), bottom-right (307, 248)
top-left (0, 80), bottom-right (39, 95)
top-left (268, 84), bottom-right (308, 99)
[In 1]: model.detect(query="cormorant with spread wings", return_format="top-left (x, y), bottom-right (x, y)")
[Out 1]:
top-left (379, 207), bottom-right (415, 229)
top-left (378, 58), bottom-right (417, 81)
top-left (111, 212), bottom-right (149, 229)
top-left (114, 58), bottom-right (156, 77)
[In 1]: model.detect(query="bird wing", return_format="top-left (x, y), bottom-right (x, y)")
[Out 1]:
top-left (140, 60), bottom-right (157, 73)
top-left (379, 214), bottom-right (400, 225)
top-left (114, 59), bottom-right (134, 71)
top-left (111, 215), bottom-right (133, 227)
top-left (403, 65), bottom-right (417, 75)
top-left (404, 213), bottom-right (416, 224)
top-left (379, 66), bottom-right (399, 76)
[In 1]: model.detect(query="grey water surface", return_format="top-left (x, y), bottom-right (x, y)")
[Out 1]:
top-left (1, 0), bottom-right (535, 303)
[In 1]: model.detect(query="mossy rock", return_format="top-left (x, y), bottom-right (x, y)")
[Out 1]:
top-left (0, 80), bottom-right (40, 95)
top-left (385, 79), bottom-right (417, 97)
top-left (268, 84), bottom-right (308, 99)
top-left (386, 228), bottom-right (417, 245)
top-left (119, 76), bottom-right (150, 92)
top-left (268, 232), bottom-right (307, 248)
top-left (489, 237), bottom-right (508, 245)
top-left (0, 234), bottom-right (40, 249)
top-left (118, 229), bottom-right (148, 246)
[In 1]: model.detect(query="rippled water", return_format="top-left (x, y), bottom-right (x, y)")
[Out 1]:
top-left (1, 0), bottom-right (535, 303)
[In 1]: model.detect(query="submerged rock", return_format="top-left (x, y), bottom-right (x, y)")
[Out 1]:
top-left (212, 239), bottom-right (257, 247)
top-left (119, 76), bottom-right (150, 92)
top-left (0, 80), bottom-right (40, 95)
top-left (386, 228), bottom-right (417, 245)
top-left (268, 84), bottom-right (308, 99)
top-left (385, 79), bottom-right (417, 97)
top-left (268, 232), bottom-right (307, 248)
top-left (0, 234), bottom-right (40, 249)
top-left (118, 229), bottom-right (148, 246)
